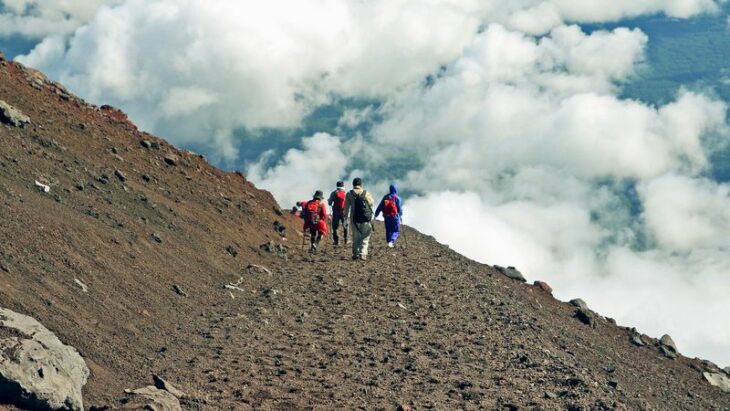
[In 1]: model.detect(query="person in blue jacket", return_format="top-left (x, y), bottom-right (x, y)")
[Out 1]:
top-left (375, 184), bottom-right (403, 248)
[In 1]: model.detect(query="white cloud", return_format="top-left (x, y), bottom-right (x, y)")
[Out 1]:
top-left (247, 133), bottom-right (348, 207)
top-left (640, 175), bottom-right (730, 252)
top-left (0, 0), bottom-right (122, 38)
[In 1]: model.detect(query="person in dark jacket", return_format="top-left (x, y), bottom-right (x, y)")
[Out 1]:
top-left (374, 184), bottom-right (403, 248)
top-left (327, 181), bottom-right (348, 247)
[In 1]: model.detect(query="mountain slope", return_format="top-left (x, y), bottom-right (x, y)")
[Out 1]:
top-left (0, 53), bottom-right (729, 410)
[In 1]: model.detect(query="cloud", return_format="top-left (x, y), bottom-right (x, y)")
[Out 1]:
top-left (247, 133), bottom-right (348, 207)
top-left (0, 0), bottom-right (121, 38)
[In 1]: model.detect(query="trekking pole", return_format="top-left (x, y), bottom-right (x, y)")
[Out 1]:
top-left (401, 216), bottom-right (408, 247)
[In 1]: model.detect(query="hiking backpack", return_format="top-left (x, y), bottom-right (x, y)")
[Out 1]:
top-left (383, 195), bottom-right (399, 218)
top-left (303, 200), bottom-right (321, 225)
top-left (333, 190), bottom-right (346, 214)
top-left (352, 190), bottom-right (373, 224)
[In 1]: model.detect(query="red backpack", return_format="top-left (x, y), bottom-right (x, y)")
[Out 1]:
top-left (303, 200), bottom-right (321, 224)
top-left (383, 195), bottom-right (398, 218)
top-left (333, 190), bottom-right (346, 213)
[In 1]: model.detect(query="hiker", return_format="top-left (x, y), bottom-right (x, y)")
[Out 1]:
top-left (344, 177), bottom-right (375, 260)
top-left (327, 181), bottom-right (348, 247)
top-left (375, 184), bottom-right (403, 248)
top-left (302, 191), bottom-right (329, 252)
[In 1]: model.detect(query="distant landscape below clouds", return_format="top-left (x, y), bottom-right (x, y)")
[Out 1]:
top-left (2, 0), bottom-right (729, 366)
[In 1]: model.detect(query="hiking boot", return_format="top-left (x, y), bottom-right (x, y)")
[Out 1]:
top-left (352, 255), bottom-right (359, 260)
top-left (360, 255), bottom-right (368, 261)
top-left (387, 242), bottom-right (394, 248)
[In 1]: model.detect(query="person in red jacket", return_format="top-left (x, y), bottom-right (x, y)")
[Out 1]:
top-left (302, 190), bottom-right (329, 252)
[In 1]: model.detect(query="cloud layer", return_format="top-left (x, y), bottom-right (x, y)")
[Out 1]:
top-left (9, 0), bottom-right (730, 366)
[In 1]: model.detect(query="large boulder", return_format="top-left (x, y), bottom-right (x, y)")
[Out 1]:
top-left (121, 386), bottom-right (182, 411)
top-left (494, 266), bottom-right (526, 282)
top-left (703, 372), bottom-right (730, 393)
top-left (0, 100), bottom-right (31, 128)
top-left (659, 334), bottom-right (678, 359)
top-left (0, 308), bottom-right (89, 410)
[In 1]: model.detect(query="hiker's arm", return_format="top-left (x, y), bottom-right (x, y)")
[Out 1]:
top-left (396, 196), bottom-right (403, 216)
top-left (374, 197), bottom-right (384, 218)
top-left (327, 192), bottom-right (335, 207)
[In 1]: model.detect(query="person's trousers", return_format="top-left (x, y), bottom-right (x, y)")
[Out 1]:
top-left (384, 216), bottom-right (401, 243)
top-left (351, 222), bottom-right (372, 258)
top-left (332, 213), bottom-right (348, 245)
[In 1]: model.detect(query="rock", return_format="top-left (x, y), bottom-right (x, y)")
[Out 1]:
top-left (34, 181), bottom-right (51, 193)
top-left (273, 221), bottom-right (286, 236)
top-left (140, 140), bottom-right (153, 149)
top-left (142, 174), bottom-right (152, 183)
top-left (0, 308), bottom-right (90, 410)
top-left (163, 154), bottom-right (178, 166)
top-left (225, 245), bottom-right (238, 257)
top-left (608, 380), bottom-right (619, 389)
top-left (533, 281), bottom-right (552, 294)
top-left (630, 334), bottom-right (645, 347)
top-left (396, 405), bottom-right (412, 411)
top-left (569, 299), bottom-right (588, 311)
top-left (544, 391), bottom-right (557, 399)
top-left (74, 279), bottom-right (88, 293)
top-left (724, 366), bottom-right (730, 376)
top-left (172, 285), bottom-right (187, 297)
top-left (660, 334), bottom-right (677, 353)
top-left (260, 241), bottom-right (276, 253)
top-left (574, 309), bottom-right (594, 327)
top-left (660, 334), bottom-right (677, 350)
top-left (122, 386), bottom-right (181, 411)
top-left (495, 265), bottom-right (526, 282)
top-left (659, 345), bottom-right (677, 359)
top-left (0, 100), bottom-right (31, 128)
top-left (114, 170), bottom-right (127, 182)
top-left (703, 372), bottom-right (730, 393)
top-left (152, 233), bottom-right (163, 244)
top-left (247, 264), bottom-right (272, 276)
top-left (152, 375), bottom-right (185, 399)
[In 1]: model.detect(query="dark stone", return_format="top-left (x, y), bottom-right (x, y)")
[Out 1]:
top-left (152, 233), bottom-right (163, 244)
top-left (114, 170), bottom-right (126, 182)
top-left (569, 299), bottom-right (588, 310)
top-left (574, 309), bottom-right (594, 327)
top-left (172, 285), bottom-right (187, 298)
top-left (630, 334), bottom-right (645, 347)
top-left (152, 375), bottom-right (185, 398)
top-left (660, 345), bottom-right (677, 359)
top-left (163, 155), bottom-right (178, 166)
top-left (533, 281), bottom-right (552, 294)
top-left (140, 140), bottom-right (152, 149)
top-left (494, 265), bottom-right (526, 282)
top-left (226, 245), bottom-right (238, 257)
